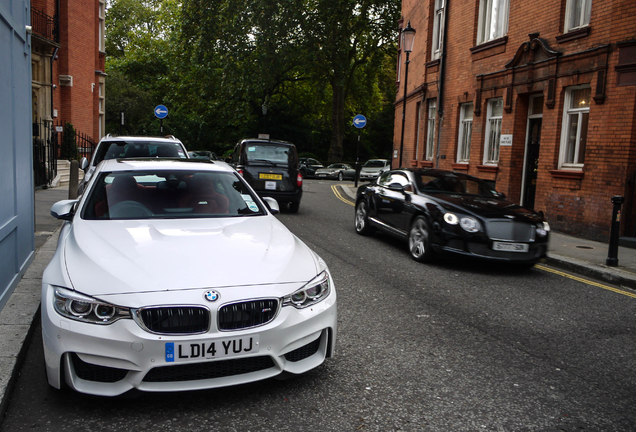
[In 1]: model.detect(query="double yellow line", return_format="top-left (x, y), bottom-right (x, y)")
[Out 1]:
top-left (331, 184), bottom-right (355, 206)
top-left (330, 185), bottom-right (636, 299)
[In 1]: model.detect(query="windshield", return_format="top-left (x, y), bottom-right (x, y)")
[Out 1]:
top-left (244, 144), bottom-right (295, 166)
top-left (82, 170), bottom-right (265, 220)
top-left (94, 141), bottom-right (187, 165)
top-left (416, 172), bottom-right (501, 198)
top-left (363, 160), bottom-right (387, 168)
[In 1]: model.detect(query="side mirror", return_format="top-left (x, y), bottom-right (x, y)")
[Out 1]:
top-left (262, 197), bottom-right (280, 215)
top-left (51, 199), bottom-right (79, 221)
top-left (79, 157), bottom-right (89, 172)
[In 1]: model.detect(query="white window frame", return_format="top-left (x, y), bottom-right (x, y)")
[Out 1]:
top-left (477, 0), bottom-right (509, 45)
top-left (559, 85), bottom-right (591, 169)
top-left (99, 0), bottom-right (106, 52)
top-left (414, 102), bottom-right (422, 160)
top-left (564, 0), bottom-right (592, 33)
top-left (457, 103), bottom-right (473, 163)
top-left (431, 0), bottom-right (445, 60)
top-left (483, 98), bottom-right (503, 165)
top-left (426, 99), bottom-right (437, 161)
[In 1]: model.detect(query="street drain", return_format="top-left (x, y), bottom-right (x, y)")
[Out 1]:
top-left (575, 245), bottom-right (594, 249)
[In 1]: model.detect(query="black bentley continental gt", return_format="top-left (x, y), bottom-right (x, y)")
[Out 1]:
top-left (354, 169), bottom-right (550, 266)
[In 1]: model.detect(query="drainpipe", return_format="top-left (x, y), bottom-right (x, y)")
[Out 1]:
top-left (50, 47), bottom-right (58, 119)
top-left (435, 0), bottom-right (449, 168)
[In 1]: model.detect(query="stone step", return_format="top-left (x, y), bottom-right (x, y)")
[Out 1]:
top-left (52, 160), bottom-right (84, 188)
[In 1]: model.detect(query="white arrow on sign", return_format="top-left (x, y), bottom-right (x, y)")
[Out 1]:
top-left (155, 107), bottom-right (168, 116)
top-left (354, 118), bottom-right (365, 126)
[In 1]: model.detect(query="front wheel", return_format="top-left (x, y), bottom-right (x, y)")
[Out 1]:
top-left (338, 172), bottom-right (343, 181)
top-left (355, 200), bottom-right (372, 235)
top-left (408, 216), bottom-right (433, 262)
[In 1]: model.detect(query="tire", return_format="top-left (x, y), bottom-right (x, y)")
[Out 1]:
top-left (289, 201), bottom-right (300, 213)
top-left (354, 200), bottom-right (372, 235)
top-left (408, 216), bottom-right (434, 262)
top-left (338, 172), bottom-right (343, 181)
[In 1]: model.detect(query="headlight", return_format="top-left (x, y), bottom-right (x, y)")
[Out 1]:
top-left (460, 217), bottom-right (481, 233)
top-left (283, 271), bottom-right (331, 309)
top-left (53, 287), bottom-right (131, 324)
top-left (444, 213), bottom-right (459, 225)
top-left (536, 221), bottom-right (550, 237)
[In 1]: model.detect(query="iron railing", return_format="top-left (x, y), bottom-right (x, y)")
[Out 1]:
top-left (31, 8), bottom-right (59, 43)
top-left (33, 119), bottom-right (58, 187)
top-left (32, 120), bottom-right (97, 187)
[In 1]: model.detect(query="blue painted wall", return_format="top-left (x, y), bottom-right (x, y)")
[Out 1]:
top-left (0, 0), bottom-right (35, 310)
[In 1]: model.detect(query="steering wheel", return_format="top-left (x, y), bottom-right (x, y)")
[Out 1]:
top-left (109, 200), bottom-right (153, 218)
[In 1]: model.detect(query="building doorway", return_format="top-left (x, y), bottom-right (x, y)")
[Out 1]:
top-left (521, 95), bottom-right (543, 209)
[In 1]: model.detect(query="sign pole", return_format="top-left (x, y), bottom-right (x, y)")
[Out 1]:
top-left (352, 114), bottom-right (366, 188)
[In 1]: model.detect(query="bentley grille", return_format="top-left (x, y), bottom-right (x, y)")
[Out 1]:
top-left (485, 220), bottom-right (535, 242)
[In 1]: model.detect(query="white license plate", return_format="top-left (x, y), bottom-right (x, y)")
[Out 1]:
top-left (492, 242), bottom-right (529, 252)
top-left (165, 335), bottom-right (259, 363)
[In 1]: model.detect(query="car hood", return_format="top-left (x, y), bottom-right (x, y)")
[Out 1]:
top-left (62, 217), bottom-right (320, 296)
top-left (429, 193), bottom-right (542, 221)
top-left (361, 167), bottom-right (385, 173)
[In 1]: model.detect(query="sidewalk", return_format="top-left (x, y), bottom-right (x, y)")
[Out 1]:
top-left (1, 184), bottom-right (636, 416)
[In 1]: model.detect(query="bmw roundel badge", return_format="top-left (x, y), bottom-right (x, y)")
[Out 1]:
top-left (204, 290), bottom-right (220, 302)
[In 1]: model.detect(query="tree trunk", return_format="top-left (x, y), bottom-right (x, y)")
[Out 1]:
top-left (328, 82), bottom-right (345, 163)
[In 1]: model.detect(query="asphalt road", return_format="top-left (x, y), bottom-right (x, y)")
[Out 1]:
top-left (2, 180), bottom-right (636, 431)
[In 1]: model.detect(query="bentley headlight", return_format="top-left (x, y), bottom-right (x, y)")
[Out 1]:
top-left (536, 221), bottom-right (550, 237)
top-left (53, 287), bottom-right (131, 324)
top-left (283, 271), bottom-right (331, 309)
top-left (460, 217), bottom-right (481, 233)
top-left (444, 213), bottom-right (459, 225)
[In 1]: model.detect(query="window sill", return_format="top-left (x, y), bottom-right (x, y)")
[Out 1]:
top-left (426, 59), bottom-right (440, 68)
top-left (477, 165), bottom-right (499, 173)
top-left (452, 163), bottom-right (469, 171)
top-left (470, 36), bottom-right (508, 60)
top-left (419, 160), bottom-right (435, 168)
top-left (556, 27), bottom-right (590, 44)
top-left (549, 169), bottom-right (584, 179)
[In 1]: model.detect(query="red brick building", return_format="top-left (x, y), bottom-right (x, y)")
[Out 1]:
top-left (31, 0), bottom-right (105, 147)
top-left (394, 0), bottom-right (636, 242)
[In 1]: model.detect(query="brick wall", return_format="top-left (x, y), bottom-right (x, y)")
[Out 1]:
top-left (396, 0), bottom-right (636, 241)
top-left (53, 0), bottom-right (101, 142)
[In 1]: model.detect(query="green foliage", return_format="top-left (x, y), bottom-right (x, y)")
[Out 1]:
top-left (105, 0), bottom-right (399, 161)
top-left (60, 123), bottom-right (78, 161)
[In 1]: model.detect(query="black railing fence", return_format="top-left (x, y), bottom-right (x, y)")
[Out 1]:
top-left (32, 119), bottom-right (96, 187)
top-left (31, 8), bottom-right (59, 43)
top-left (33, 119), bottom-right (58, 187)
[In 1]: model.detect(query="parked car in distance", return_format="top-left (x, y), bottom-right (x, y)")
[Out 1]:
top-left (78, 135), bottom-right (188, 194)
top-left (359, 159), bottom-right (390, 181)
top-left (43, 158), bottom-right (337, 396)
top-left (315, 163), bottom-right (356, 181)
top-left (299, 157), bottom-right (324, 178)
top-left (354, 168), bottom-right (550, 267)
top-left (231, 138), bottom-right (303, 212)
top-left (188, 150), bottom-right (217, 160)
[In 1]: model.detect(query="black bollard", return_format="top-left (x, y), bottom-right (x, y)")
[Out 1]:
top-left (606, 195), bottom-right (625, 266)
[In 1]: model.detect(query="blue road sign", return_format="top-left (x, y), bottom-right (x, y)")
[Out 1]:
top-left (154, 105), bottom-right (169, 119)
top-left (353, 114), bottom-right (367, 128)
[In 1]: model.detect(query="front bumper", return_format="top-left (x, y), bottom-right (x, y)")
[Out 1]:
top-left (42, 284), bottom-right (336, 396)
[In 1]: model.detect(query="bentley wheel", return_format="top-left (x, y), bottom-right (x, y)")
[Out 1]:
top-left (408, 216), bottom-right (433, 262)
top-left (355, 200), bottom-right (372, 235)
